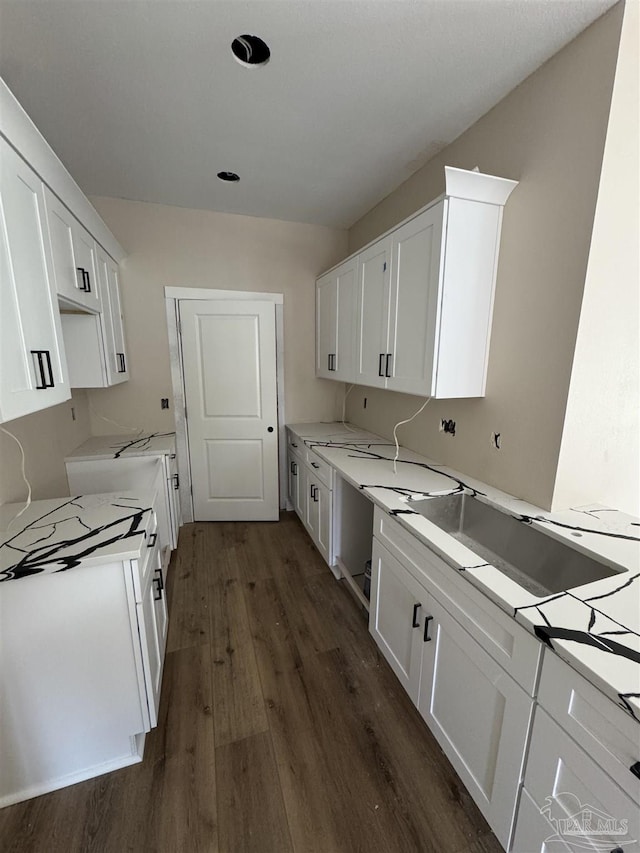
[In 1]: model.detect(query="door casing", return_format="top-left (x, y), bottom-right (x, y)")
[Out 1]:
top-left (165, 287), bottom-right (285, 524)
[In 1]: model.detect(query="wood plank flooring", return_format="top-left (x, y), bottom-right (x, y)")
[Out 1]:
top-left (0, 513), bottom-right (503, 853)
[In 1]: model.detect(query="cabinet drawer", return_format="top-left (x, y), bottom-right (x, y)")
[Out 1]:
top-left (374, 507), bottom-right (541, 694)
top-left (538, 650), bottom-right (640, 801)
top-left (306, 447), bottom-right (333, 489)
top-left (287, 430), bottom-right (303, 453)
top-left (523, 707), bottom-right (639, 853)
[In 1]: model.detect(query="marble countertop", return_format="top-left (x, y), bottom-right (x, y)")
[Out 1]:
top-left (288, 422), bottom-right (640, 720)
top-left (65, 432), bottom-right (176, 462)
top-left (0, 492), bottom-right (155, 583)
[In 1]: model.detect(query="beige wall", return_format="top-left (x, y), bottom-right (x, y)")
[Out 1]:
top-left (0, 391), bottom-right (91, 505)
top-left (553, 0), bottom-right (639, 515)
top-left (345, 3), bottom-right (625, 510)
top-left (86, 199), bottom-right (348, 435)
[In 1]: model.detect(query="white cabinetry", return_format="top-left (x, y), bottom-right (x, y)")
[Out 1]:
top-left (319, 167), bottom-right (517, 398)
top-left (513, 651), bottom-right (640, 853)
top-left (0, 137), bottom-right (70, 423)
top-left (316, 257), bottom-right (357, 382)
top-left (61, 246), bottom-right (129, 388)
top-left (370, 509), bottom-right (539, 849)
top-left (44, 186), bottom-right (101, 312)
top-left (287, 433), bottom-right (333, 567)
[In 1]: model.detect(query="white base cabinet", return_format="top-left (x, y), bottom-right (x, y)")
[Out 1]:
top-left (0, 515), bottom-right (168, 808)
top-left (371, 532), bottom-right (533, 849)
top-left (287, 436), bottom-right (333, 568)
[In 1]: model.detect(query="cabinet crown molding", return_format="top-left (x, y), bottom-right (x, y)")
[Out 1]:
top-left (444, 166), bottom-right (518, 207)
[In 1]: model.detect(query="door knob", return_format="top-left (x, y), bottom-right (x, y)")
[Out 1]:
top-left (267, 426), bottom-right (274, 433)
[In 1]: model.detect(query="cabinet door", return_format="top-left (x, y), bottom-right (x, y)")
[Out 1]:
top-left (137, 536), bottom-right (166, 728)
top-left (310, 478), bottom-right (332, 566)
top-left (316, 270), bottom-right (337, 380)
top-left (0, 138), bottom-right (70, 423)
top-left (166, 453), bottom-right (181, 549)
top-left (44, 186), bottom-right (94, 311)
top-left (287, 448), bottom-right (301, 514)
top-left (95, 247), bottom-right (128, 384)
top-left (71, 219), bottom-right (100, 312)
top-left (369, 538), bottom-right (425, 703)
top-left (417, 594), bottom-right (533, 849)
top-left (355, 236), bottom-right (391, 388)
top-left (511, 788), bottom-right (575, 853)
top-left (334, 258), bottom-right (357, 382)
top-left (387, 204), bottom-right (444, 396)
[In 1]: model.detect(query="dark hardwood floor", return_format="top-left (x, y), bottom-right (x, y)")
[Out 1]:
top-left (0, 513), bottom-right (503, 853)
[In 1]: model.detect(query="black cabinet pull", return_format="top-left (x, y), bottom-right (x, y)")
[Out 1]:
top-left (83, 269), bottom-right (91, 293)
top-left (31, 350), bottom-right (54, 389)
top-left (630, 761), bottom-right (640, 779)
top-left (313, 487), bottom-right (319, 503)
top-left (117, 352), bottom-right (126, 373)
top-left (330, 353), bottom-right (336, 371)
top-left (327, 353), bottom-right (332, 371)
top-left (423, 615), bottom-right (434, 642)
top-left (155, 566), bottom-right (164, 592)
top-left (311, 462), bottom-right (319, 469)
top-left (172, 473), bottom-right (179, 490)
top-left (291, 442), bottom-right (298, 448)
top-left (148, 532), bottom-right (157, 547)
top-left (310, 483), bottom-right (314, 499)
top-left (76, 267), bottom-right (87, 290)
top-left (412, 603), bottom-right (421, 628)
top-left (378, 353), bottom-right (385, 377)
top-left (153, 576), bottom-right (162, 601)
top-left (293, 462), bottom-right (298, 476)
top-left (385, 353), bottom-right (393, 378)
top-left (290, 460), bottom-right (295, 475)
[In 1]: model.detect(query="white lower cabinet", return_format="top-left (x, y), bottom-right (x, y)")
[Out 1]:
top-left (370, 537), bottom-right (425, 702)
top-left (287, 438), bottom-right (333, 567)
top-left (512, 652), bottom-right (640, 853)
top-left (370, 533), bottom-right (532, 848)
top-left (416, 590), bottom-right (534, 849)
top-left (135, 528), bottom-right (168, 728)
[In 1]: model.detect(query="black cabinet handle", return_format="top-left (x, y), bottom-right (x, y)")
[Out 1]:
top-left (155, 566), bottom-right (164, 592)
top-left (147, 532), bottom-right (158, 547)
top-left (172, 473), bottom-right (179, 490)
top-left (327, 353), bottom-right (332, 371)
top-left (311, 462), bottom-right (320, 469)
top-left (83, 269), bottom-right (91, 293)
top-left (329, 353), bottom-right (336, 371)
top-left (31, 350), bottom-right (54, 389)
top-left (310, 483), bottom-right (314, 499)
top-left (76, 267), bottom-right (87, 291)
top-left (412, 603), bottom-right (421, 628)
top-left (153, 576), bottom-right (162, 601)
top-left (424, 615), bottom-right (434, 642)
top-left (385, 353), bottom-right (393, 378)
top-left (378, 353), bottom-right (385, 377)
top-left (291, 442), bottom-right (298, 448)
top-left (116, 352), bottom-right (126, 373)
top-left (293, 462), bottom-right (298, 475)
top-left (290, 460), bottom-right (295, 475)
top-left (630, 761), bottom-right (640, 779)
top-left (313, 487), bottom-right (319, 502)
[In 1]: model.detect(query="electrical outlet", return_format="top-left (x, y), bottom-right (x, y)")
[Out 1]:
top-left (161, 398), bottom-right (169, 410)
top-left (440, 418), bottom-right (456, 436)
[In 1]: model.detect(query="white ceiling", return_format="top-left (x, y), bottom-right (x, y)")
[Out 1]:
top-left (0, 0), bottom-right (617, 228)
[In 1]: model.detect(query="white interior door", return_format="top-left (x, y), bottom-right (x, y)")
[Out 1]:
top-left (180, 299), bottom-right (279, 521)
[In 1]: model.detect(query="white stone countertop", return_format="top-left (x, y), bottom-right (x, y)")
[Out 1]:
top-left (65, 432), bottom-right (176, 462)
top-left (287, 421), bottom-right (640, 720)
top-left (0, 492), bottom-right (155, 583)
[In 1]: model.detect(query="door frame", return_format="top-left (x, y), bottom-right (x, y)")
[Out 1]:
top-left (164, 287), bottom-right (285, 524)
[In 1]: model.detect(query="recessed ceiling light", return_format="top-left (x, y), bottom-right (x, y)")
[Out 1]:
top-left (231, 34), bottom-right (270, 68)
top-left (217, 171), bottom-right (240, 183)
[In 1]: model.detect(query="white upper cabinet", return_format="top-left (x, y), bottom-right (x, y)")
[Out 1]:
top-left (320, 167), bottom-right (517, 398)
top-left (355, 236), bottom-right (392, 388)
top-left (0, 138), bottom-right (71, 423)
top-left (316, 256), bottom-right (357, 382)
top-left (44, 187), bottom-right (101, 312)
top-left (96, 246), bottom-right (129, 383)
